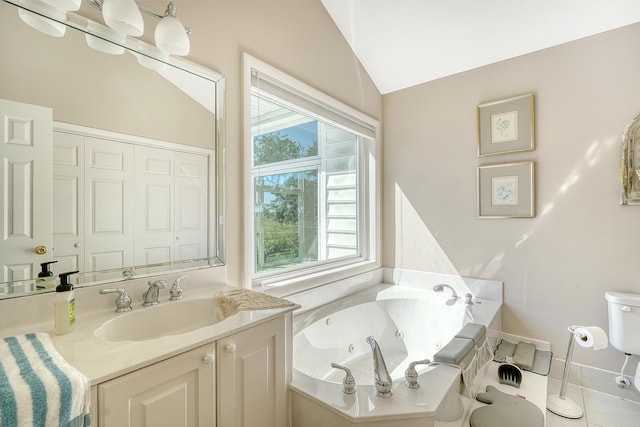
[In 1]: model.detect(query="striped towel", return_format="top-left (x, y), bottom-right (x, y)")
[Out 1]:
top-left (0, 333), bottom-right (91, 427)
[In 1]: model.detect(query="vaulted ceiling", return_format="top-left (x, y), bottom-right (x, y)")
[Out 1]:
top-left (320, 0), bottom-right (640, 94)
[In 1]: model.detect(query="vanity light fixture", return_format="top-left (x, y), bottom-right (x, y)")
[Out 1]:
top-left (18, 0), bottom-right (68, 37)
top-left (154, 2), bottom-right (189, 56)
top-left (42, 0), bottom-right (80, 11)
top-left (101, 0), bottom-right (144, 36)
top-left (85, 20), bottom-right (126, 55)
top-left (130, 39), bottom-right (169, 71)
top-left (89, 0), bottom-right (191, 55)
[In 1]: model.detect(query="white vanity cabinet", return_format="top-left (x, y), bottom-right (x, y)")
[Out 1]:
top-left (97, 343), bottom-right (216, 427)
top-left (94, 313), bottom-right (292, 427)
top-left (217, 316), bottom-right (288, 427)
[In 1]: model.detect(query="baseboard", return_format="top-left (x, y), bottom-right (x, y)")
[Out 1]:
top-left (549, 357), bottom-right (640, 403)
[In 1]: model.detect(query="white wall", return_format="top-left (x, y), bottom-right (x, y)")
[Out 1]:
top-left (383, 23), bottom-right (640, 372)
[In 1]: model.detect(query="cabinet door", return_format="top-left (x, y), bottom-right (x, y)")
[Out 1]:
top-left (98, 343), bottom-right (215, 427)
top-left (217, 316), bottom-right (287, 427)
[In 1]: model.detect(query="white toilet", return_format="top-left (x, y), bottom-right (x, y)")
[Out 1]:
top-left (605, 291), bottom-right (640, 390)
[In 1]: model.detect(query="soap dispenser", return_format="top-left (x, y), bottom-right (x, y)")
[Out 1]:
top-left (36, 260), bottom-right (58, 290)
top-left (54, 270), bottom-right (79, 335)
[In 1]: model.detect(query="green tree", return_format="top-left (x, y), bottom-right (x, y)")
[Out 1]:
top-left (253, 132), bottom-right (303, 165)
top-left (254, 130), bottom-right (318, 268)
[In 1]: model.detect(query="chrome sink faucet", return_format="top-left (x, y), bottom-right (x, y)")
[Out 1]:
top-left (433, 283), bottom-right (458, 299)
top-left (169, 275), bottom-right (188, 301)
top-left (142, 279), bottom-right (167, 306)
top-left (99, 288), bottom-right (132, 312)
top-left (366, 336), bottom-right (392, 397)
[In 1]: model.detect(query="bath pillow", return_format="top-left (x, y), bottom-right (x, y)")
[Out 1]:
top-left (469, 385), bottom-right (543, 427)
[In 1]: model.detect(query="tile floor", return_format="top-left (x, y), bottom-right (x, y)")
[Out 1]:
top-left (546, 378), bottom-right (640, 427)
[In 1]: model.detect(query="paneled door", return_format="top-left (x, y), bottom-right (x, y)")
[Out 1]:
top-left (84, 136), bottom-right (134, 272)
top-left (0, 99), bottom-right (52, 282)
top-left (134, 147), bottom-right (209, 265)
top-left (99, 343), bottom-right (216, 427)
top-left (134, 145), bottom-right (175, 265)
top-left (52, 130), bottom-right (85, 275)
top-left (217, 316), bottom-right (287, 427)
top-left (174, 152), bottom-right (208, 261)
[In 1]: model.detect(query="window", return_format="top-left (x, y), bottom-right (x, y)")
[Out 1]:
top-left (243, 54), bottom-right (379, 289)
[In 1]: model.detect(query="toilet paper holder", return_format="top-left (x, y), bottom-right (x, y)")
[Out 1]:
top-left (546, 325), bottom-right (608, 419)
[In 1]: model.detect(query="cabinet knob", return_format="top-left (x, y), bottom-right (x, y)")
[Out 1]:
top-left (225, 343), bottom-right (236, 353)
top-left (34, 245), bottom-right (48, 255)
top-left (203, 353), bottom-right (215, 364)
top-left (620, 305), bottom-right (632, 312)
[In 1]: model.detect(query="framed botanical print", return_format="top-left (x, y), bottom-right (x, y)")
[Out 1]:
top-left (478, 161), bottom-right (535, 218)
top-left (478, 93), bottom-right (534, 157)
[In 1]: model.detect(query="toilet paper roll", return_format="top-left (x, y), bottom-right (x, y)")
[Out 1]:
top-left (574, 326), bottom-right (608, 350)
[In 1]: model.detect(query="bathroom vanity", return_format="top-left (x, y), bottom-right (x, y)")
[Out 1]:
top-left (0, 272), bottom-right (297, 427)
top-left (97, 315), bottom-right (288, 427)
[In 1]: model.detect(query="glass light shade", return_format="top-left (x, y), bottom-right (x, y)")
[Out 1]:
top-left (130, 40), bottom-right (169, 72)
top-left (41, 0), bottom-right (80, 12)
top-left (85, 21), bottom-right (125, 55)
top-left (155, 15), bottom-right (190, 56)
top-left (102, 0), bottom-right (144, 37)
top-left (18, 0), bottom-right (67, 38)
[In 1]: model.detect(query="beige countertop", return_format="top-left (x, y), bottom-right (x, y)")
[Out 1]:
top-left (1, 277), bottom-right (298, 385)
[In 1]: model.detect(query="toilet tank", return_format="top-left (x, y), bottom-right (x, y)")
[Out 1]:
top-left (606, 292), bottom-right (640, 355)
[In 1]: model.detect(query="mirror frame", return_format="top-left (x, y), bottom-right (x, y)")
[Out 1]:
top-left (621, 113), bottom-right (640, 205)
top-left (0, 0), bottom-right (225, 297)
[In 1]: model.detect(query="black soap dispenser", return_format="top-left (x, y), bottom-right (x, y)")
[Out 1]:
top-left (36, 260), bottom-right (58, 290)
top-left (54, 270), bottom-right (79, 335)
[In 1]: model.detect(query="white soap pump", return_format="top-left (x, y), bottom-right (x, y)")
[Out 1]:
top-left (54, 270), bottom-right (78, 335)
top-left (36, 260), bottom-right (58, 290)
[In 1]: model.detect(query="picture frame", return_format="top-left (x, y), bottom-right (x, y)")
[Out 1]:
top-left (478, 161), bottom-right (535, 218)
top-left (478, 93), bottom-right (534, 157)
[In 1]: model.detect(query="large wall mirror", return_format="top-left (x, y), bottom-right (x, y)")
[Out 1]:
top-left (0, 0), bottom-right (225, 298)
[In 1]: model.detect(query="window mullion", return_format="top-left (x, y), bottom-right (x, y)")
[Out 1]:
top-left (251, 157), bottom-right (321, 177)
top-left (318, 121), bottom-right (328, 261)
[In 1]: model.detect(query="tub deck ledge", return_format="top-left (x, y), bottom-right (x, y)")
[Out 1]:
top-left (291, 363), bottom-right (462, 425)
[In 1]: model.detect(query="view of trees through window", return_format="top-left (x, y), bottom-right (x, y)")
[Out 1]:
top-left (253, 123), bottom-right (319, 272)
top-left (249, 68), bottom-right (370, 282)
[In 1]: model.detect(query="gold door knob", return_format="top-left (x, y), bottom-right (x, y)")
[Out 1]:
top-left (34, 245), bottom-right (48, 255)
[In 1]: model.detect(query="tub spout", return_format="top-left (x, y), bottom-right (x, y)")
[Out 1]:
top-left (366, 336), bottom-right (392, 397)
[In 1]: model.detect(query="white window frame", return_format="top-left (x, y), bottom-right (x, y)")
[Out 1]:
top-left (242, 53), bottom-right (380, 293)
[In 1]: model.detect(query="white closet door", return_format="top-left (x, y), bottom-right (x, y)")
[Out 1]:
top-left (174, 152), bottom-right (208, 261)
top-left (52, 130), bottom-right (84, 274)
top-left (0, 99), bottom-right (52, 282)
top-left (84, 137), bottom-right (134, 272)
top-left (134, 145), bottom-right (174, 265)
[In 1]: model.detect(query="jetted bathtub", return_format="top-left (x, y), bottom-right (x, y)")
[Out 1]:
top-left (290, 283), bottom-right (501, 427)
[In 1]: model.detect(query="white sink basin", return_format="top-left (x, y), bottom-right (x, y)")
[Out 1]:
top-left (95, 298), bottom-right (226, 342)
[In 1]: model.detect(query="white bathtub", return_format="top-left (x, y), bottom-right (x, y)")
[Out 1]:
top-left (290, 283), bottom-right (501, 427)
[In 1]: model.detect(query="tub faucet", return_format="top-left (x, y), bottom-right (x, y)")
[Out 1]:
top-left (366, 336), bottom-right (392, 397)
top-left (142, 280), bottom-right (167, 306)
top-left (433, 283), bottom-right (458, 299)
top-left (404, 358), bottom-right (431, 389)
top-left (331, 363), bottom-right (356, 394)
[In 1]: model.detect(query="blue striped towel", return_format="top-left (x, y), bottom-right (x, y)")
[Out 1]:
top-left (0, 333), bottom-right (91, 427)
